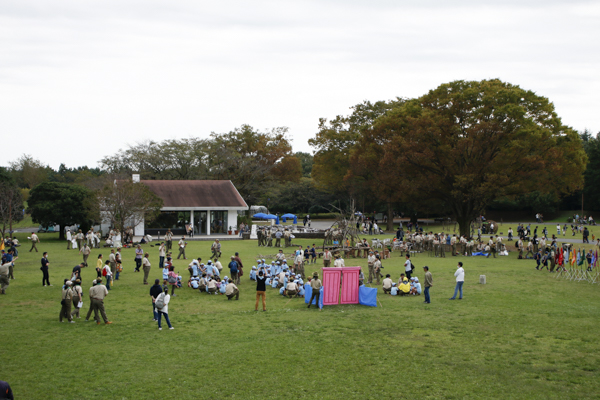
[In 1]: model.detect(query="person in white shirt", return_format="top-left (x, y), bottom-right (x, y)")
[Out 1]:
top-left (404, 254), bottom-right (413, 279)
top-left (102, 261), bottom-right (113, 290)
top-left (449, 262), bottom-right (465, 300)
top-left (155, 287), bottom-right (173, 330)
top-left (382, 274), bottom-right (393, 294)
top-left (66, 229), bottom-right (73, 250)
top-left (333, 254), bottom-right (345, 268)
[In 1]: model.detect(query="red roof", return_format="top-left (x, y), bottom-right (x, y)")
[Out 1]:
top-left (141, 180), bottom-right (247, 209)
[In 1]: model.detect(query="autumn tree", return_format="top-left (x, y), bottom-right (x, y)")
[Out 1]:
top-left (97, 177), bottom-right (163, 237)
top-left (368, 79), bottom-right (587, 237)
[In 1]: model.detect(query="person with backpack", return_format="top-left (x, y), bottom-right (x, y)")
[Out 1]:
top-left (154, 286), bottom-right (174, 330)
top-left (150, 279), bottom-right (163, 321)
top-left (228, 256), bottom-right (239, 284)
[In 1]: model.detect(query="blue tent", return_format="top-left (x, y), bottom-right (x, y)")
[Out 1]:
top-left (265, 214), bottom-right (280, 225)
top-left (281, 213), bottom-right (298, 224)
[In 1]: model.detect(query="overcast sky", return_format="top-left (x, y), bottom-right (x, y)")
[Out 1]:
top-left (1, 0), bottom-right (599, 170)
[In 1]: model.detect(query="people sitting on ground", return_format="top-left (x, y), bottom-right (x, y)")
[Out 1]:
top-left (225, 280), bottom-right (239, 300)
top-left (382, 274), bottom-right (393, 294)
top-left (398, 278), bottom-right (411, 296)
top-left (220, 276), bottom-right (229, 294)
top-left (285, 278), bottom-right (299, 298)
top-left (250, 266), bottom-right (257, 281)
top-left (390, 282), bottom-right (399, 296)
top-left (207, 277), bottom-right (218, 294)
top-left (410, 277), bottom-right (421, 295)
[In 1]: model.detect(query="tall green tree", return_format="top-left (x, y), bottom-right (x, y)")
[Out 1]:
top-left (9, 154), bottom-right (51, 189)
top-left (0, 167), bottom-right (24, 237)
top-left (581, 131), bottom-right (600, 211)
top-left (27, 182), bottom-right (98, 240)
top-left (367, 79), bottom-right (587, 237)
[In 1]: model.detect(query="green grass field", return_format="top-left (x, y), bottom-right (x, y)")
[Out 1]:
top-left (2, 232), bottom-right (600, 399)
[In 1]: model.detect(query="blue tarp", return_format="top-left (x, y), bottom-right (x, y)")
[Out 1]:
top-left (304, 284), bottom-right (323, 309)
top-left (265, 214), bottom-right (280, 225)
top-left (359, 286), bottom-right (378, 307)
top-left (281, 214), bottom-right (298, 224)
top-left (253, 213), bottom-right (268, 219)
top-left (472, 252), bottom-right (489, 256)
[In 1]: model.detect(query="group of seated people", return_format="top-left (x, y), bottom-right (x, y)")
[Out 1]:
top-left (381, 273), bottom-right (422, 296)
top-left (249, 259), bottom-right (310, 298)
top-left (185, 258), bottom-right (239, 299)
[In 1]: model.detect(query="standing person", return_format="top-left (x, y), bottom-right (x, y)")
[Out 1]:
top-left (66, 229), bottom-right (73, 250)
top-left (228, 256), bottom-right (239, 284)
top-left (115, 248), bottom-right (122, 280)
top-left (75, 229), bottom-right (85, 250)
top-left (255, 270), bottom-right (267, 311)
top-left (177, 237), bottom-right (187, 259)
top-left (211, 239), bottom-right (221, 259)
top-left (89, 277), bottom-right (111, 324)
top-left (323, 248), bottom-right (332, 268)
top-left (367, 251), bottom-right (376, 283)
top-left (155, 287), bottom-right (174, 330)
top-left (334, 254), bottom-right (345, 268)
top-left (41, 252), bottom-right (51, 286)
top-left (134, 245), bottom-right (143, 272)
top-left (95, 254), bottom-right (103, 278)
top-left (373, 255), bottom-right (382, 284)
top-left (233, 252), bottom-right (244, 284)
top-left (81, 243), bottom-right (91, 267)
top-left (308, 272), bottom-right (322, 308)
top-left (449, 262), bottom-right (465, 300)
top-left (102, 261), bottom-right (112, 290)
top-left (109, 249), bottom-right (117, 278)
top-left (158, 242), bottom-right (166, 269)
top-left (404, 254), bottom-right (413, 280)
top-left (142, 253), bottom-right (151, 285)
top-left (60, 281), bottom-right (74, 323)
top-left (150, 279), bottom-right (163, 321)
top-left (164, 229), bottom-right (173, 252)
top-left (29, 231), bottom-right (40, 252)
top-left (423, 266), bottom-right (432, 304)
top-left (71, 279), bottom-right (83, 319)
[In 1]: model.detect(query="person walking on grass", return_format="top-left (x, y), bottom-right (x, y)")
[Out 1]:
top-left (255, 270), bottom-right (267, 311)
top-left (423, 266), bottom-right (432, 304)
top-left (88, 277), bottom-right (112, 325)
top-left (155, 286), bottom-right (174, 330)
top-left (449, 262), bottom-right (464, 300)
top-left (29, 231), bottom-right (40, 252)
top-left (150, 279), bottom-right (163, 321)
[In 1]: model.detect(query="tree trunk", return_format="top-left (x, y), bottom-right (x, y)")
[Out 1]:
top-left (456, 214), bottom-right (472, 239)
top-left (59, 225), bottom-right (65, 241)
top-left (386, 202), bottom-right (394, 231)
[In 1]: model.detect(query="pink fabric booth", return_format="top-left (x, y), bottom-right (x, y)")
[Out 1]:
top-left (322, 267), bottom-right (361, 306)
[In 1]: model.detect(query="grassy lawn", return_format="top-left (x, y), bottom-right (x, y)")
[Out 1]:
top-left (2, 232), bottom-right (600, 399)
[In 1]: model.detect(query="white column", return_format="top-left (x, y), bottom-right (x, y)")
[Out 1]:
top-left (190, 210), bottom-right (194, 236)
top-left (206, 211), bottom-right (211, 236)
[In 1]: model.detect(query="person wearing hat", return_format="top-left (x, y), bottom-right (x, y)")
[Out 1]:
top-left (60, 281), bottom-right (74, 323)
top-left (285, 276), bottom-right (299, 298)
top-left (85, 279), bottom-right (98, 321)
top-left (423, 266), bottom-right (432, 304)
top-left (367, 251), bottom-right (376, 283)
top-left (308, 271), bottom-right (322, 308)
top-left (250, 266), bottom-right (257, 281)
top-left (382, 274), bottom-right (393, 294)
top-left (88, 277), bottom-right (111, 324)
top-left (70, 279), bottom-right (83, 319)
top-left (410, 277), bottom-right (421, 295)
top-left (177, 236), bottom-right (187, 260)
